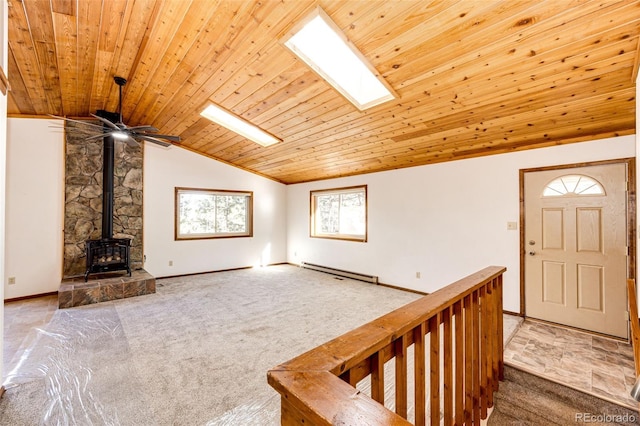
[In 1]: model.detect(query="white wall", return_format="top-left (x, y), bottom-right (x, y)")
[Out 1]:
top-left (5, 118), bottom-right (65, 299)
top-left (143, 144), bottom-right (287, 277)
top-left (287, 136), bottom-right (636, 313)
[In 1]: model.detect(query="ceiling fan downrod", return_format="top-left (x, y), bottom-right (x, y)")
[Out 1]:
top-left (114, 76), bottom-right (127, 125)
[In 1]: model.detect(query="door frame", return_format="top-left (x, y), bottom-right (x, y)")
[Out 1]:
top-left (519, 158), bottom-right (636, 325)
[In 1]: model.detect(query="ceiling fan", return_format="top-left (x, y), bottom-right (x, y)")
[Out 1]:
top-left (52, 76), bottom-right (181, 147)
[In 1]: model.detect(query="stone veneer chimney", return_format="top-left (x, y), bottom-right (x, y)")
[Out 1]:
top-left (63, 119), bottom-right (144, 278)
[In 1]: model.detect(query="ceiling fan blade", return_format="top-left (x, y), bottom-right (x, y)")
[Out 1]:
top-left (89, 113), bottom-right (120, 130)
top-left (143, 133), bottom-right (181, 142)
top-left (136, 135), bottom-right (172, 147)
top-left (47, 114), bottom-right (106, 131)
top-left (125, 136), bottom-right (139, 148)
top-left (84, 133), bottom-right (109, 141)
top-left (128, 125), bottom-right (159, 132)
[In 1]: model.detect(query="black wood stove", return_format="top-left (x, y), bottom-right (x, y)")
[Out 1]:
top-left (85, 238), bottom-right (131, 281)
top-left (84, 110), bottom-right (132, 282)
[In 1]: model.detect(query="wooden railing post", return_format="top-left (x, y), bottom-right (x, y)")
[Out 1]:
top-left (472, 290), bottom-right (480, 425)
top-left (414, 322), bottom-right (427, 426)
top-left (396, 334), bottom-right (408, 417)
top-left (496, 275), bottom-right (504, 381)
top-left (429, 313), bottom-right (440, 426)
top-left (480, 286), bottom-right (489, 419)
top-left (443, 306), bottom-right (453, 426)
top-left (463, 293), bottom-right (473, 424)
top-left (454, 300), bottom-right (464, 425)
top-left (371, 351), bottom-right (385, 404)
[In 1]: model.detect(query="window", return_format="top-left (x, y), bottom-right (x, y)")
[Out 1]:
top-left (310, 185), bottom-right (367, 241)
top-left (542, 175), bottom-right (605, 197)
top-left (175, 187), bottom-right (253, 240)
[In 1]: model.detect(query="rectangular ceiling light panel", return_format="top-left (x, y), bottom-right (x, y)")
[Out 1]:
top-left (283, 7), bottom-right (396, 110)
top-left (200, 104), bottom-right (281, 147)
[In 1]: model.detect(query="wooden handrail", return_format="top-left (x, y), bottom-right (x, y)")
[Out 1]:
top-left (268, 266), bottom-right (506, 425)
top-left (626, 279), bottom-right (640, 376)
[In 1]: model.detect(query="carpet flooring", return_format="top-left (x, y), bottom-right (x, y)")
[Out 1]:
top-left (1, 265), bottom-right (422, 425)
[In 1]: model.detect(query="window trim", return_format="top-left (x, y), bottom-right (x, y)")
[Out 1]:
top-left (175, 187), bottom-right (253, 240)
top-left (310, 185), bottom-right (367, 242)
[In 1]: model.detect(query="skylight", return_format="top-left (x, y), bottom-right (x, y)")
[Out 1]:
top-left (282, 7), bottom-right (395, 110)
top-left (200, 104), bottom-right (281, 147)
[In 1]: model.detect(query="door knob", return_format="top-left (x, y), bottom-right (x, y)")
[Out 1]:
top-left (529, 251), bottom-right (536, 256)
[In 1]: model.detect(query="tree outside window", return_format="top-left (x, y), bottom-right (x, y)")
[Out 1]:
top-left (310, 186), bottom-right (367, 242)
top-left (175, 188), bottom-right (253, 240)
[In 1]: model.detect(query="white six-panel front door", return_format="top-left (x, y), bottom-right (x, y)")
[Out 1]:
top-left (524, 164), bottom-right (628, 338)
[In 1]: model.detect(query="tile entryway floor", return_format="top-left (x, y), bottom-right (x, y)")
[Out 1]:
top-left (504, 319), bottom-right (637, 409)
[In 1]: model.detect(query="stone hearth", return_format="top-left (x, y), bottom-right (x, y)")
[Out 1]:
top-left (58, 269), bottom-right (155, 309)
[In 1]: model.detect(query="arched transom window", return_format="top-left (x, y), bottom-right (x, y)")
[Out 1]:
top-left (542, 174), bottom-right (605, 197)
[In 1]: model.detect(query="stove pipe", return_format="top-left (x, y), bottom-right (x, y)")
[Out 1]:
top-left (95, 109), bottom-right (119, 240)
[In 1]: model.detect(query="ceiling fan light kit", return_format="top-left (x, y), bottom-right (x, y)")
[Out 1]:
top-left (111, 131), bottom-right (129, 141)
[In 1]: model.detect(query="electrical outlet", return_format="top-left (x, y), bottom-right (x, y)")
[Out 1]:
top-left (8, 277), bottom-right (15, 285)
top-left (416, 272), bottom-right (421, 279)
top-left (168, 260), bottom-right (173, 266)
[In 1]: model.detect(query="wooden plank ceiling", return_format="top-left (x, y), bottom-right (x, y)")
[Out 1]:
top-left (7, 0), bottom-right (640, 184)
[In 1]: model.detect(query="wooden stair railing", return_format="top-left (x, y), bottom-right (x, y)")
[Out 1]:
top-left (268, 266), bottom-right (506, 425)
top-left (626, 279), bottom-right (640, 377)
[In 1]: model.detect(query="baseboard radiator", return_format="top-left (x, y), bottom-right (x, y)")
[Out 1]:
top-left (300, 262), bottom-right (378, 284)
